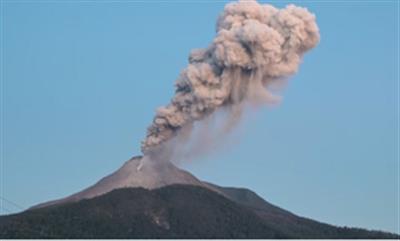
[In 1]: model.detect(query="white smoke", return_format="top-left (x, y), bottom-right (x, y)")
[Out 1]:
top-left (141, 0), bottom-right (320, 159)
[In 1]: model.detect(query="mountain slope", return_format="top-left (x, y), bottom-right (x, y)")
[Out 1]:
top-left (0, 185), bottom-right (283, 239)
top-left (0, 185), bottom-right (398, 239)
top-left (5, 156), bottom-right (398, 239)
top-left (206, 183), bottom-right (399, 239)
top-left (32, 156), bottom-right (208, 209)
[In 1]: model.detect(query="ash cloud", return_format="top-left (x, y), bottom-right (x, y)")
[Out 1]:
top-left (141, 0), bottom-right (319, 156)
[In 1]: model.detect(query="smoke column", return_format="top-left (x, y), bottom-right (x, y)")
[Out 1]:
top-left (141, 0), bottom-right (319, 157)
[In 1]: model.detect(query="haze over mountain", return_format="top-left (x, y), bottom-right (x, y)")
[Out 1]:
top-left (1, 156), bottom-right (398, 239)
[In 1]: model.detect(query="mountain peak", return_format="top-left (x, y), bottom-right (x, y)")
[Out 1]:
top-left (32, 156), bottom-right (205, 209)
top-left (12, 156), bottom-right (399, 239)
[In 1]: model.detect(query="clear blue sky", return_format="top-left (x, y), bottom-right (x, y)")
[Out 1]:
top-left (1, 0), bottom-right (398, 234)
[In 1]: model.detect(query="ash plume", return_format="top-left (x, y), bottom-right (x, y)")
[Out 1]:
top-left (141, 0), bottom-right (319, 156)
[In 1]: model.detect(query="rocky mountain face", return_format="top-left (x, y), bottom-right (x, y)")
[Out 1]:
top-left (32, 156), bottom-right (209, 209)
top-left (1, 156), bottom-right (398, 239)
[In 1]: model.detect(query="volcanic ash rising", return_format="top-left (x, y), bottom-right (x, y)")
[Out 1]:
top-left (141, 0), bottom-right (320, 156)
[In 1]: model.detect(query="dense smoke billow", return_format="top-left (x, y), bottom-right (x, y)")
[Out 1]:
top-left (141, 0), bottom-right (320, 159)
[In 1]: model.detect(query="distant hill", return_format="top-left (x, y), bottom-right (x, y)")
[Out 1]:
top-left (207, 183), bottom-right (399, 239)
top-left (0, 185), bottom-right (398, 239)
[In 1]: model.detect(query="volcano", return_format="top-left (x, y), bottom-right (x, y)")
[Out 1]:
top-left (0, 156), bottom-right (398, 239)
top-left (31, 156), bottom-right (209, 209)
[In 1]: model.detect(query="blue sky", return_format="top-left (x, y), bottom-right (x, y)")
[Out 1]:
top-left (2, 0), bottom-right (399, 234)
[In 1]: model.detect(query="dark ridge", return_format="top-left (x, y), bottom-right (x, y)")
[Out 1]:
top-left (206, 183), bottom-right (399, 239)
top-left (0, 184), bottom-right (398, 239)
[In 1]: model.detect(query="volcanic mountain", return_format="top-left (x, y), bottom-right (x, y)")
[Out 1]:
top-left (31, 156), bottom-right (208, 209)
top-left (0, 156), bottom-right (398, 239)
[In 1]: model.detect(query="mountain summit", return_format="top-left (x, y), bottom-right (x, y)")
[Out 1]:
top-left (32, 156), bottom-right (208, 209)
top-left (1, 156), bottom-right (398, 239)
